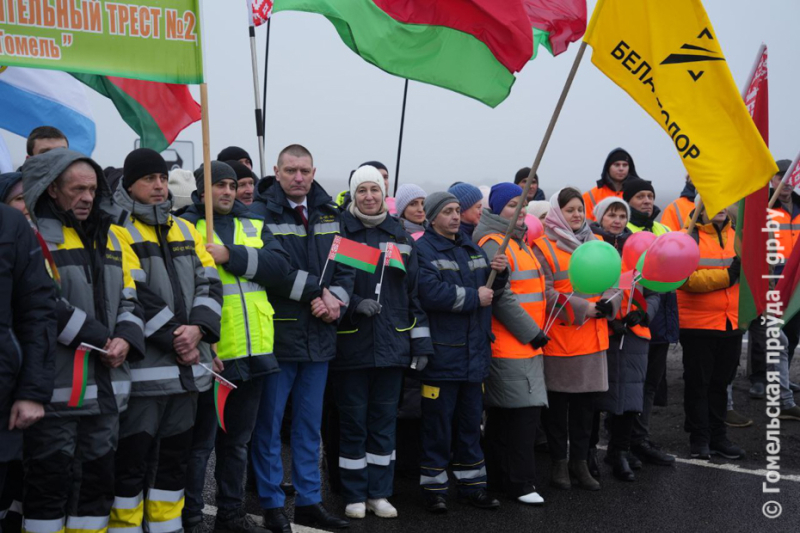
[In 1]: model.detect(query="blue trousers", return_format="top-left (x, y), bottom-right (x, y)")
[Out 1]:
top-left (331, 368), bottom-right (403, 504)
top-left (251, 361), bottom-right (328, 509)
top-left (419, 381), bottom-right (486, 495)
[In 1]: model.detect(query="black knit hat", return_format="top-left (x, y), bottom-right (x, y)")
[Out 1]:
top-left (194, 161), bottom-right (237, 196)
top-left (514, 167), bottom-right (538, 185)
top-left (122, 148), bottom-right (168, 189)
top-left (622, 178), bottom-right (655, 203)
top-left (776, 159), bottom-right (792, 176)
top-left (217, 146), bottom-right (252, 166)
top-left (225, 160), bottom-right (257, 181)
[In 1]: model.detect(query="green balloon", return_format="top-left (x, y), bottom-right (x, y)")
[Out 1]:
top-left (569, 241), bottom-right (622, 294)
top-left (636, 253), bottom-right (686, 292)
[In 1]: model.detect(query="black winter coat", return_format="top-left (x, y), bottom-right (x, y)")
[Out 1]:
top-left (334, 211), bottom-right (433, 370)
top-left (249, 182), bottom-right (355, 362)
top-left (0, 206), bottom-right (57, 461)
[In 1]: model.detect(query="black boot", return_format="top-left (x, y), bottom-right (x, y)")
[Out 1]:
top-left (550, 459), bottom-right (570, 490)
top-left (262, 508), bottom-right (291, 533)
top-left (294, 503), bottom-right (350, 529)
top-left (587, 447), bottom-right (600, 478)
top-left (606, 448), bottom-right (635, 482)
top-left (568, 460), bottom-right (601, 491)
top-left (457, 489), bottom-right (500, 510)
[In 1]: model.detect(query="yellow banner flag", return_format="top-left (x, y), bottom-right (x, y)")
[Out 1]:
top-left (584, 0), bottom-right (777, 218)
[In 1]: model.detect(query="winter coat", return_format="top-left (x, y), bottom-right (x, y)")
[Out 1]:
top-left (249, 181), bottom-right (355, 363)
top-left (583, 147), bottom-right (640, 221)
top-left (334, 211), bottom-right (433, 370)
top-left (105, 185), bottom-right (223, 396)
top-left (22, 149), bottom-right (146, 416)
top-left (0, 205), bottom-right (57, 461)
top-left (628, 205), bottom-right (669, 235)
top-left (473, 210), bottom-right (547, 408)
top-left (415, 226), bottom-right (507, 382)
top-left (660, 181), bottom-right (696, 231)
top-left (590, 222), bottom-right (632, 252)
top-left (180, 193), bottom-right (296, 382)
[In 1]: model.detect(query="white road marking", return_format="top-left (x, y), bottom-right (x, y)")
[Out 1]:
top-left (597, 445), bottom-right (800, 482)
top-left (202, 504), bottom-right (331, 533)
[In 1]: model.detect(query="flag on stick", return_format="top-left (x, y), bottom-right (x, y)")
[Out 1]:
top-left (583, 0), bottom-right (778, 218)
top-left (631, 287), bottom-right (647, 313)
top-left (784, 152), bottom-right (800, 190)
top-left (214, 379), bottom-right (234, 433)
top-left (328, 236), bottom-right (382, 274)
top-left (251, 0), bottom-right (275, 26)
top-left (67, 343), bottom-right (107, 408)
top-left (384, 242), bottom-right (406, 272)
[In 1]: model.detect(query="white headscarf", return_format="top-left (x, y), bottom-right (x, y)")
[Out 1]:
top-left (543, 187), bottom-right (596, 253)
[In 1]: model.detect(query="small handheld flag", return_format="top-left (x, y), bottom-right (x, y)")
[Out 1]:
top-left (384, 242), bottom-right (407, 272)
top-left (631, 287), bottom-right (647, 313)
top-left (328, 236), bottom-right (382, 274)
top-left (68, 343), bottom-right (107, 408)
top-left (198, 363), bottom-right (238, 433)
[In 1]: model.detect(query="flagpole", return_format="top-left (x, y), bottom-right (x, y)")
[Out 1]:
top-left (261, 18), bottom-right (272, 150)
top-left (393, 79), bottom-right (409, 197)
top-left (486, 41), bottom-right (588, 289)
top-left (685, 196), bottom-right (704, 235)
top-left (375, 256), bottom-right (387, 305)
top-left (200, 83), bottom-right (214, 243)
top-left (248, 24), bottom-right (267, 179)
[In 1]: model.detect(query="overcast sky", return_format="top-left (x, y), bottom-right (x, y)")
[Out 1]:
top-left (3, 0), bottom-right (799, 205)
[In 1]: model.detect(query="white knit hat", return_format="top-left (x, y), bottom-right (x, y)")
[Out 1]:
top-left (350, 165), bottom-right (386, 199)
top-left (169, 168), bottom-right (196, 211)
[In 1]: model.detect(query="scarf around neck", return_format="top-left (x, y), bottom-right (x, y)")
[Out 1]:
top-left (349, 201), bottom-right (387, 228)
top-left (543, 189), bottom-right (596, 253)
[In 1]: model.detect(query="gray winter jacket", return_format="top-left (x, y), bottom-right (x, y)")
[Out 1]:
top-left (474, 209), bottom-right (548, 408)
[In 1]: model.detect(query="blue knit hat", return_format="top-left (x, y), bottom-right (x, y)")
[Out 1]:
top-left (489, 183), bottom-right (523, 214)
top-left (448, 183), bottom-right (482, 211)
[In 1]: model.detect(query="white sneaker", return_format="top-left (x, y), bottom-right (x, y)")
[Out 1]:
top-left (367, 498), bottom-right (398, 518)
top-left (345, 502), bottom-right (366, 519)
top-left (517, 491), bottom-right (545, 506)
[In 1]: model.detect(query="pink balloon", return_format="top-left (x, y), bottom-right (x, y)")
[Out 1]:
top-left (642, 232), bottom-right (701, 282)
top-left (622, 232), bottom-right (657, 272)
top-left (525, 215), bottom-right (544, 245)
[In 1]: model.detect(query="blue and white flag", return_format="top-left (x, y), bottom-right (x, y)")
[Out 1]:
top-left (0, 67), bottom-right (96, 156)
top-left (0, 134), bottom-right (12, 173)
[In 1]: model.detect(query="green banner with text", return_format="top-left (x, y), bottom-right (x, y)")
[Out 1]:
top-left (0, 0), bottom-right (203, 83)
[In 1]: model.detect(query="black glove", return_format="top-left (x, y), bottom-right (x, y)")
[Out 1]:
top-left (530, 330), bottom-right (550, 349)
top-left (728, 256), bottom-right (741, 287)
top-left (623, 310), bottom-right (646, 328)
top-left (609, 319), bottom-right (626, 336)
top-left (595, 298), bottom-right (614, 318)
top-left (355, 299), bottom-right (382, 317)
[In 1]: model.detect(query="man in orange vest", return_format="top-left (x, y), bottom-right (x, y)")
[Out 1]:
top-left (678, 203), bottom-right (744, 460)
top-left (660, 175), bottom-right (696, 231)
top-left (583, 148), bottom-right (638, 222)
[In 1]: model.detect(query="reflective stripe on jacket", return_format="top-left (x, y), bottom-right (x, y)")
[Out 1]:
top-left (677, 221), bottom-right (738, 331)
top-left (660, 197), bottom-right (694, 232)
top-left (533, 236), bottom-right (609, 356)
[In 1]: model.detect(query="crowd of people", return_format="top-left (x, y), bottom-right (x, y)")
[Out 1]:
top-left (1, 127), bottom-right (798, 533)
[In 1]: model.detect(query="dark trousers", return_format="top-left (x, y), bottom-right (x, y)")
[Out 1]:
top-left (23, 414), bottom-right (118, 529)
top-left (680, 332), bottom-right (742, 445)
top-left (607, 412), bottom-right (637, 451)
top-left (544, 391), bottom-right (595, 461)
top-left (322, 371), bottom-right (341, 494)
top-left (419, 381), bottom-right (486, 495)
top-left (331, 368), bottom-right (404, 504)
top-left (485, 406), bottom-right (540, 498)
top-left (748, 316), bottom-right (767, 385)
top-left (1, 461), bottom-right (23, 533)
top-left (184, 377), bottom-right (265, 520)
top-left (631, 343), bottom-right (669, 446)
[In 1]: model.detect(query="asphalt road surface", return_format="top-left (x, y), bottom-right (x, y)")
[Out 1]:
top-left (202, 344), bottom-right (800, 532)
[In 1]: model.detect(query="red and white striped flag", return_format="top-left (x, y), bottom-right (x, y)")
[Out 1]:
top-left (785, 152), bottom-right (800, 189)
top-left (249, 0), bottom-right (274, 27)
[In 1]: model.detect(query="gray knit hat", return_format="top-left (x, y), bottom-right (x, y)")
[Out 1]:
top-left (424, 191), bottom-right (459, 222)
top-left (194, 161), bottom-right (236, 195)
top-left (395, 184), bottom-right (427, 218)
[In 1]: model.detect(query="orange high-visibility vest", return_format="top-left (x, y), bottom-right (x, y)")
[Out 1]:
top-left (478, 234), bottom-right (546, 359)
top-left (534, 237), bottom-right (609, 356)
top-left (770, 207), bottom-right (800, 262)
top-left (660, 196), bottom-right (695, 231)
top-left (677, 224), bottom-right (739, 331)
top-left (615, 289), bottom-right (650, 340)
top-left (583, 185), bottom-right (622, 222)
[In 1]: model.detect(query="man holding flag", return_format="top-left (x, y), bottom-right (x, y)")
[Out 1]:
top-left (20, 149), bottom-right (146, 533)
top-left (249, 145), bottom-right (354, 532)
top-left (179, 161), bottom-right (293, 532)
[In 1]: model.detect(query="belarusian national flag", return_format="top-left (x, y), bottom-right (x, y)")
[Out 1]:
top-left (250, 0), bottom-right (274, 26)
top-left (68, 344), bottom-right (92, 408)
top-left (736, 45), bottom-right (770, 330)
top-left (328, 236), bottom-right (381, 273)
top-left (631, 287), bottom-right (647, 313)
top-left (784, 153), bottom-right (800, 189)
top-left (214, 378), bottom-right (234, 433)
top-left (523, 0), bottom-right (587, 59)
top-left (384, 242), bottom-right (406, 272)
top-left (72, 74), bottom-right (201, 152)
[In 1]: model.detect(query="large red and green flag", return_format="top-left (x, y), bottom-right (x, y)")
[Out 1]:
top-left (273, 0), bottom-right (586, 107)
top-left (384, 242), bottom-right (406, 272)
top-left (523, 0), bottom-right (587, 58)
top-left (328, 236), bottom-right (381, 273)
top-left (736, 44), bottom-right (770, 330)
top-left (68, 344), bottom-right (93, 408)
top-left (72, 74), bottom-right (201, 152)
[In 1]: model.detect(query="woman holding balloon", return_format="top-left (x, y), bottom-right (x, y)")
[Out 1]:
top-left (532, 187), bottom-right (620, 491)
top-left (591, 196), bottom-right (661, 481)
top-left (474, 183), bottom-right (549, 505)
